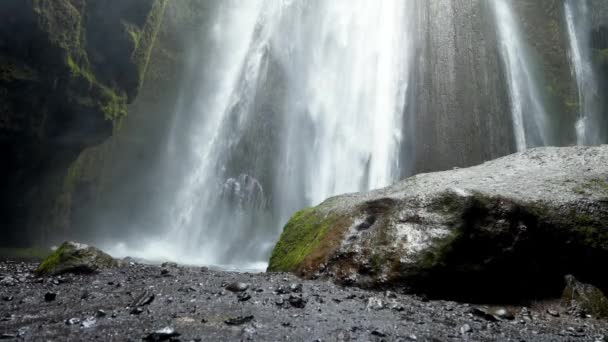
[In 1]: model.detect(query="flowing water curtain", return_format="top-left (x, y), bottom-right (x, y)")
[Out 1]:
top-left (565, 0), bottom-right (603, 146)
top-left (272, 0), bottom-right (417, 222)
top-left (162, 0), bottom-right (417, 267)
top-left (493, 0), bottom-right (551, 151)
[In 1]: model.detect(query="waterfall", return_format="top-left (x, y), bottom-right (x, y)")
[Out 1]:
top-left (107, 0), bottom-right (416, 270)
top-left (565, 0), bottom-right (602, 146)
top-left (493, 0), bottom-right (550, 151)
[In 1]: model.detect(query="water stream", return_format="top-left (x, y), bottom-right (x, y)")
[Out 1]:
top-left (493, 0), bottom-right (550, 151)
top-left (106, 0), bottom-right (416, 270)
top-left (565, 0), bottom-right (602, 145)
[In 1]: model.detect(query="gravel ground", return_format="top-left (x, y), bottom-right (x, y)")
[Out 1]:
top-left (1, 260), bottom-right (606, 341)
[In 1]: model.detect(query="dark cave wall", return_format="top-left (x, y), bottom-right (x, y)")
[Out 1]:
top-left (0, 0), bottom-right (167, 246)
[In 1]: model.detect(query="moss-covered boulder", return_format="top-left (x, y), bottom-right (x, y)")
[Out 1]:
top-left (562, 275), bottom-right (608, 318)
top-left (36, 241), bottom-right (118, 276)
top-left (268, 146), bottom-right (608, 301)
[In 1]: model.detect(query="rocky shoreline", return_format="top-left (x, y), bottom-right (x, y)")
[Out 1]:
top-left (1, 260), bottom-right (607, 341)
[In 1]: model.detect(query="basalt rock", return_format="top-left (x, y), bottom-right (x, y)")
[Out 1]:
top-left (0, 0), bottom-right (168, 246)
top-left (35, 241), bottom-right (118, 276)
top-left (268, 146), bottom-right (608, 301)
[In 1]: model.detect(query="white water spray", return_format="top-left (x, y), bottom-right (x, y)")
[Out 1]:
top-left (565, 0), bottom-right (602, 146)
top-left (107, 0), bottom-right (416, 270)
top-left (493, 0), bottom-right (550, 151)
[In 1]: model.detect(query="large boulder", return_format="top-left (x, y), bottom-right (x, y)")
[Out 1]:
top-left (268, 146), bottom-right (608, 301)
top-left (36, 241), bottom-right (118, 276)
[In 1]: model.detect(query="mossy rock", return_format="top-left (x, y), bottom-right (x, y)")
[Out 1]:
top-left (35, 241), bottom-right (118, 276)
top-left (268, 146), bottom-right (608, 301)
top-left (563, 275), bottom-right (608, 318)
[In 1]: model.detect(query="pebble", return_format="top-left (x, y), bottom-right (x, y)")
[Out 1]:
top-left (225, 315), bottom-right (254, 326)
top-left (144, 327), bottom-right (180, 342)
top-left (44, 292), bottom-right (57, 302)
top-left (66, 318), bottom-right (81, 325)
top-left (226, 282), bottom-right (249, 292)
top-left (80, 317), bottom-right (96, 328)
top-left (460, 324), bottom-right (472, 334)
top-left (238, 292), bottom-right (252, 302)
top-left (288, 295), bottom-right (306, 308)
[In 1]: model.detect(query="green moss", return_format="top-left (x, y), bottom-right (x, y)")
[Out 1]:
top-left (417, 228), bottom-right (462, 270)
top-left (573, 178), bottom-right (608, 196)
top-left (35, 242), bottom-right (71, 275)
top-left (99, 86), bottom-right (128, 121)
top-left (125, 23), bottom-right (142, 50)
top-left (0, 60), bottom-right (38, 82)
top-left (267, 208), bottom-right (339, 272)
top-left (130, 0), bottom-right (168, 93)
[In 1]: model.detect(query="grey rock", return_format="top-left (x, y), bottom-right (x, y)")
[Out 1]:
top-left (80, 317), bottom-right (96, 328)
top-left (144, 327), bottom-right (180, 342)
top-left (562, 274), bottom-right (608, 318)
top-left (269, 146), bottom-right (608, 300)
top-left (226, 282), bottom-right (249, 292)
top-left (225, 315), bottom-right (254, 326)
top-left (66, 318), bottom-right (80, 325)
top-left (35, 242), bottom-right (118, 276)
top-left (44, 292), bottom-right (56, 302)
top-left (288, 295), bottom-right (306, 308)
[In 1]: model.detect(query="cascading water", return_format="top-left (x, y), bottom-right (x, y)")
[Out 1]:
top-left (107, 0), bottom-right (416, 270)
top-left (565, 0), bottom-right (602, 146)
top-left (493, 0), bottom-right (551, 151)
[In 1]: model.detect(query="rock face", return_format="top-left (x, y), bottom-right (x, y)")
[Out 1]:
top-left (0, 0), bottom-right (167, 245)
top-left (35, 241), bottom-right (118, 276)
top-left (410, 0), bottom-right (514, 174)
top-left (562, 275), bottom-right (608, 318)
top-left (268, 146), bottom-right (608, 301)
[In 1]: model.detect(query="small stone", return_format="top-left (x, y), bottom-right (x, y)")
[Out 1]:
top-left (130, 307), bottom-right (144, 315)
top-left (469, 308), bottom-right (498, 322)
top-left (80, 317), bottom-right (96, 329)
top-left (131, 290), bottom-right (155, 307)
top-left (385, 291), bottom-right (397, 299)
top-left (2, 296), bottom-right (13, 302)
top-left (275, 285), bottom-right (290, 294)
top-left (547, 309), bottom-right (560, 317)
top-left (238, 292), bottom-right (252, 302)
top-left (242, 326), bottom-right (256, 337)
top-left (371, 330), bottom-right (387, 337)
top-left (0, 333), bottom-right (17, 339)
top-left (160, 269), bottom-right (171, 276)
top-left (66, 318), bottom-right (80, 325)
top-left (289, 283), bottom-right (303, 293)
top-left (366, 297), bottom-right (384, 311)
top-left (144, 327), bottom-right (180, 342)
top-left (492, 308), bottom-right (515, 320)
top-left (95, 310), bottom-right (107, 318)
top-left (275, 297), bottom-right (285, 306)
top-left (44, 292), bottom-right (57, 302)
top-left (226, 282), bottom-right (249, 293)
top-left (288, 295), bottom-right (306, 308)
top-left (460, 324), bottom-right (472, 334)
top-left (225, 315), bottom-right (254, 326)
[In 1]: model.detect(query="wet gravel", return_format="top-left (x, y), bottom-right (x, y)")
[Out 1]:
top-left (1, 260), bottom-right (607, 341)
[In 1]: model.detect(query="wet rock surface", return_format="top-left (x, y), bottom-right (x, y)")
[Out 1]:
top-left (268, 146), bottom-right (608, 301)
top-left (35, 242), bottom-right (119, 277)
top-left (1, 261), bottom-right (607, 341)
